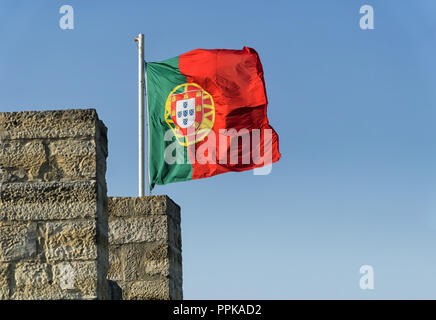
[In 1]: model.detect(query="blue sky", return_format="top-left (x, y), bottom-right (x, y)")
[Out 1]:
top-left (1, 0), bottom-right (435, 299)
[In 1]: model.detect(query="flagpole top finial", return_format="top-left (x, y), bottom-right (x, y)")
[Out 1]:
top-left (134, 34), bottom-right (144, 43)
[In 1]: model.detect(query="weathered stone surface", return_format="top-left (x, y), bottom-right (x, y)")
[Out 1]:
top-left (0, 108), bottom-right (182, 300)
top-left (143, 260), bottom-right (170, 278)
top-left (12, 261), bottom-right (99, 300)
top-left (48, 139), bottom-right (97, 180)
top-left (0, 181), bottom-right (97, 220)
top-left (52, 261), bottom-right (98, 299)
top-left (133, 196), bottom-right (181, 221)
top-left (108, 197), bottom-right (132, 218)
top-left (0, 140), bottom-right (46, 182)
top-left (109, 216), bottom-right (167, 245)
top-left (0, 263), bottom-right (10, 299)
top-left (131, 197), bottom-right (154, 216)
top-left (0, 109), bottom-right (99, 140)
top-left (122, 243), bottom-right (170, 281)
top-left (124, 279), bottom-right (170, 300)
top-left (45, 221), bottom-right (97, 261)
top-left (0, 222), bottom-right (37, 262)
top-left (107, 241), bottom-right (174, 284)
top-left (12, 286), bottom-right (66, 300)
top-left (108, 196), bottom-right (180, 220)
top-left (143, 241), bottom-right (169, 261)
top-left (0, 108), bottom-right (111, 300)
top-left (107, 195), bottom-right (182, 300)
top-left (15, 262), bottom-right (50, 287)
top-left (0, 180), bottom-right (96, 204)
top-left (108, 246), bottom-right (122, 281)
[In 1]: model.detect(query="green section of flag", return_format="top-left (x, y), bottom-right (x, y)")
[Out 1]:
top-left (146, 56), bottom-right (193, 189)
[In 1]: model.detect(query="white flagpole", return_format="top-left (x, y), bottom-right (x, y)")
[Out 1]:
top-left (145, 49), bottom-right (151, 196)
top-left (135, 34), bottom-right (145, 197)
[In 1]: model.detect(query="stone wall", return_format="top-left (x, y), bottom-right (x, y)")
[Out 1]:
top-left (107, 196), bottom-right (183, 300)
top-left (0, 108), bottom-right (183, 300)
top-left (0, 109), bottom-right (109, 299)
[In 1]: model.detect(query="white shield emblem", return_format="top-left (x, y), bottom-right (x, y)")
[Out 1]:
top-left (176, 98), bottom-right (196, 128)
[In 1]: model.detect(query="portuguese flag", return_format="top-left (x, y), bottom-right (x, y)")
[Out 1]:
top-left (146, 47), bottom-right (280, 189)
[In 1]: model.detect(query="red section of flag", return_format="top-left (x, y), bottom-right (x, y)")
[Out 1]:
top-left (180, 47), bottom-right (281, 179)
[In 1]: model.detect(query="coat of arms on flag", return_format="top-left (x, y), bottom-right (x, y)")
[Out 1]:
top-left (165, 82), bottom-right (215, 146)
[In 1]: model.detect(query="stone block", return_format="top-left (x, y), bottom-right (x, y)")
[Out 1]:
top-left (108, 196), bottom-right (180, 221)
top-left (0, 140), bottom-right (46, 182)
top-left (0, 109), bottom-right (100, 140)
top-left (143, 241), bottom-right (169, 261)
top-left (14, 262), bottom-right (50, 287)
top-left (107, 195), bottom-right (183, 300)
top-left (0, 222), bottom-right (37, 262)
top-left (13, 261), bottom-right (99, 300)
top-left (48, 139), bottom-right (97, 180)
top-left (121, 243), bottom-right (170, 281)
top-left (132, 196), bottom-right (181, 221)
top-left (12, 286), bottom-right (65, 300)
top-left (45, 221), bottom-right (97, 262)
top-left (109, 216), bottom-right (167, 245)
top-left (125, 279), bottom-right (170, 300)
top-left (108, 197), bottom-right (132, 218)
top-left (52, 261), bottom-right (98, 299)
top-left (0, 181), bottom-right (97, 221)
